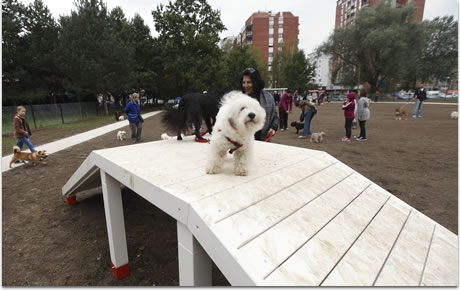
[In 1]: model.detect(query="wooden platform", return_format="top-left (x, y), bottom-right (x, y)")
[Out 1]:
top-left (62, 138), bottom-right (458, 286)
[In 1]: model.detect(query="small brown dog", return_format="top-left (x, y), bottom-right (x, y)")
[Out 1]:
top-left (9, 146), bottom-right (48, 168)
top-left (395, 108), bottom-right (407, 120)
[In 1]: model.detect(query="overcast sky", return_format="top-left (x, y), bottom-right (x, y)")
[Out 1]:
top-left (19, 0), bottom-right (459, 55)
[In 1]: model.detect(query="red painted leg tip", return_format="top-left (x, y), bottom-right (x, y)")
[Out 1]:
top-left (66, 196), bottom-right (77, 205)
top-left (112, 262), bottom-right (129, 280)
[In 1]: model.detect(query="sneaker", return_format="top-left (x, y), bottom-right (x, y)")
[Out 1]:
top-left (285, 128), bottom-right (289, 131)
top-left (356, 137), bottom-right (367, 142)
top-left (353, 135), bottom-right (360, 139)
top-left (280, 129), bottom-right (284, 132)
top-left (417, 115), bottom-right (422, 118)
top-left (412, 115), bottom-right (417, 118)
top-left (298, 135), bottom-right (307, 139)
top-left (341, 137), bottom-right (351, 142)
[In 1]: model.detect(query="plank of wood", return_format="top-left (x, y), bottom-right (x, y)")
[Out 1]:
top-left (211, 162), bottom-right (358, 250)
top-left (321, 196), bottom-right (412, 286)
top-left (191, 152), bottom-right (339, 225)
top-left (374, 210), bottom-right (435, 286)
top-left (262, 184), bottom-right (389, 286)
top-left (235, 172), bottom-right (372, 282)
top-left (420, 224), bottom-right (458, 286)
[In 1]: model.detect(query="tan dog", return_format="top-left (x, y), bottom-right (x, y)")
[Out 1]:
top-left (310, 132), bottom-right (325, 143)
top-left (395, 108), bottom-right (407, 120)
top-left (9, 146), bottom-right (48, 168)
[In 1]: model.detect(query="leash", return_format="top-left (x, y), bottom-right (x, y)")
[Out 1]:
top-left (195, 130), bottom-right (210, 143)
top-left (265, 130), bottom-right (274, 142)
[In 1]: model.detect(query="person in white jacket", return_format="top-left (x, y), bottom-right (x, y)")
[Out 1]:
top-left (356, 90), bottom-right (370, 141)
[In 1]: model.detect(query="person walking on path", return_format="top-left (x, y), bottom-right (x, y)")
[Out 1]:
top-left (356, 90), bottom-right (370, 141)
top-left (297, 100), bottom-right (317, 139)
top-left (342, 92), bottom-right (356, 142)
top-left (13, 106), bottom-right (37, 154)
top-left (279, 89), bottom-right (293, 131)
top-left (240, 67), bottom-right (278, 141)
top-left (124, 92), bottom-right (144, 143)
top-left (412, 83), bottom-right (427, 118)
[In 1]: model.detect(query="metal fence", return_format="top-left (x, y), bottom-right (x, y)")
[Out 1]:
top-left (2, 102), bottom-right (123, 135)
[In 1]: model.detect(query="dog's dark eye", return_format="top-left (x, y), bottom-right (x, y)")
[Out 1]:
top-left (240, 107), bottom-right (246, 111)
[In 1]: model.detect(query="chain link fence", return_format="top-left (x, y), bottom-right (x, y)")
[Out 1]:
top-left (2, 102), bottom-right (123, 135)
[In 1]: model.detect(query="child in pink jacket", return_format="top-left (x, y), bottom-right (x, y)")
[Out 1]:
top-left (341, 92), bottom-right (356, 142)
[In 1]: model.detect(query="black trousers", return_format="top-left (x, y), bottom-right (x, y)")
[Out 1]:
top-left (359, 120), bottom-right (367, 139)
top-left (279, 108), bottom-right (288, 130)
top-left (345, 118), bottom-right (354, 138)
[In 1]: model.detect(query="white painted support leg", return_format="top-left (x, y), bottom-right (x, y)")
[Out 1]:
top-left (100, 170), bottom-right (129, 280)
top-left (177, 221), bottom-right (212, 286)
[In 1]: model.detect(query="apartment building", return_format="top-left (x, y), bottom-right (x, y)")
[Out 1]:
top-left (235, 11), bottom-right (299, 73)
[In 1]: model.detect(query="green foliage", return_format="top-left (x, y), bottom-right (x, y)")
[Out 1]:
top-left (280, 47), bottom-right (315, 92)
top-left (152, 0), bottom-right (225, 97)
top-left (219, 45), bottom-right (264, 91)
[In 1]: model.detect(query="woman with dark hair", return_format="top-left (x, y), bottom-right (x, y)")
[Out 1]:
top-left (240, 67), bottom-right (278, 141)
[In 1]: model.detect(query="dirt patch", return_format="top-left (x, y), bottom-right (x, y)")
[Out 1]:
top-left (2, 102), bottom-right (457, 286)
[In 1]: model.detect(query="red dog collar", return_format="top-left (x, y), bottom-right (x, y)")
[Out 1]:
top-left (225, 136), bottom-right (243, 154)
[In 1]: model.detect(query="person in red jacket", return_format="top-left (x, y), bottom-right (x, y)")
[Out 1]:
top-left (278, 89), bottom-right (293, 131)
top-left (341, 92), bottom-right (356, 142)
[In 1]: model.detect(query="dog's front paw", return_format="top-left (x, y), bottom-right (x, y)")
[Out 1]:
top-left (206, 165), bottom-right (220, 174)
top-left (234, 166), bottom-right (248, 176)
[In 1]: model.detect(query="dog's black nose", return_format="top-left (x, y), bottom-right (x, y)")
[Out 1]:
top-left (248, 112), bottom-right (256, 120)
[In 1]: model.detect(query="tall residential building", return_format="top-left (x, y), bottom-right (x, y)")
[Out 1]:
top-left (308, 52), bottom-right (332, 88)
top-left (235, 11), bottom-right (299, 74)
top-left (335, 0), bottom-right (425, 27)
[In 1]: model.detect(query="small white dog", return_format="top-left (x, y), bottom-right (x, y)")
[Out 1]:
top-left (206, 91), bottom-right (266, 176)
top-left (118, 115), bottom-right (125, 121)
top-left (450, 111), bottom-right (458, 120)
top-left (310, 132), bottom-right (325, 143)
top-left (117, 130), bottom-right (126, 141)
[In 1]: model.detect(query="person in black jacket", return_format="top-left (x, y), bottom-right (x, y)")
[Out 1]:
top-left (412, 83), bottom-right (427, 118)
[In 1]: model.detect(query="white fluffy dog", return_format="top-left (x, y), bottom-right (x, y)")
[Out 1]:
top-left (118, 115), bottom-right (125, 121)
top-left (310, 132), bottom-right (325, 143)
top-left (450, 111), bottom-right (458, 120)
top-left (117, 130), bottom-right (126, 141)
top-left (206, 91), bottom-right (266, 176)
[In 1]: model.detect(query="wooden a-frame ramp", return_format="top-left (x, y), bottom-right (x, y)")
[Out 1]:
top-left (62, 138), bottom-right (458, 286)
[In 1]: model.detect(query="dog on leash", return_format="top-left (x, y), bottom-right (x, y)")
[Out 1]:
top-left (310, 132), bottom-right (325, 143)
top-left (116, 130), bottom-right (126, 141)
top-left (290, 121), bottom-right (304, 134)
top-left (450, 111), bottom-right (458, 120)
top-left (395, 108), bottom-right (407, 120)
top-left (9, 146), bottom-right (47, 168)
top-left (206, 91), bottom-right (266, 176)
top-left (161, 92), bottom-right (222, 141)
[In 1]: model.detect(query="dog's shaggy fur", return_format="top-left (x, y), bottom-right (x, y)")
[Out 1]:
top-left (161, 92), bottom-right (222, 141)
top-left (206, 91), bottom-right (266, 176)
top-left (117, 130), bottom-right (126, 141)
top-left (310, 132), bottom-right (325, 143)
top-left (118, 115), bottom-right (125, 121)
top-left (395, 107), bottom-right (407, 120)
top-left (9, 146), bottom-right (48, 168)
top-left (290, 121), bottom-right (304, 134)
top-left (450, 111), bottom-right (458, 120)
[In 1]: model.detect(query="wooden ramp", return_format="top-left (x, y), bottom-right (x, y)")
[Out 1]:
top-left (62, 138), bottom-right (458, 286)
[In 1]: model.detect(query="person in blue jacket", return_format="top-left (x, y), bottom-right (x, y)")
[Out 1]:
top-left (124, 92), bottom-right (143, 143)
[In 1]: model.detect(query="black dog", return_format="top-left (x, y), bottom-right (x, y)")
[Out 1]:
top-left (161, 92), bottom-right (222, 141)
top-left (290, 121), bottom-right (304, 134)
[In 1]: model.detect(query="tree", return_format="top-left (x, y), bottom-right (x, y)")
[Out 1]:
top-left (279, 46), bottom-right (315, 92)
top-left (219, 45), bottom-right (264, 92)
top-left (317, 0), bottom-right (422, 93)
top-left (152, 0), bottom-right (225, 97)
top-left (417, 16), bottom-right (458, 86)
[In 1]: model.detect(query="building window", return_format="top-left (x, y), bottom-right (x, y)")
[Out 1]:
top-left (269, 52), bottom-right (273, 57)
top-left (269, 34), bottom-right (274, 38)
top-left (279, 28), bottom-right (283, 34)
top-left (269, 47), bottom-right (273, 53)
